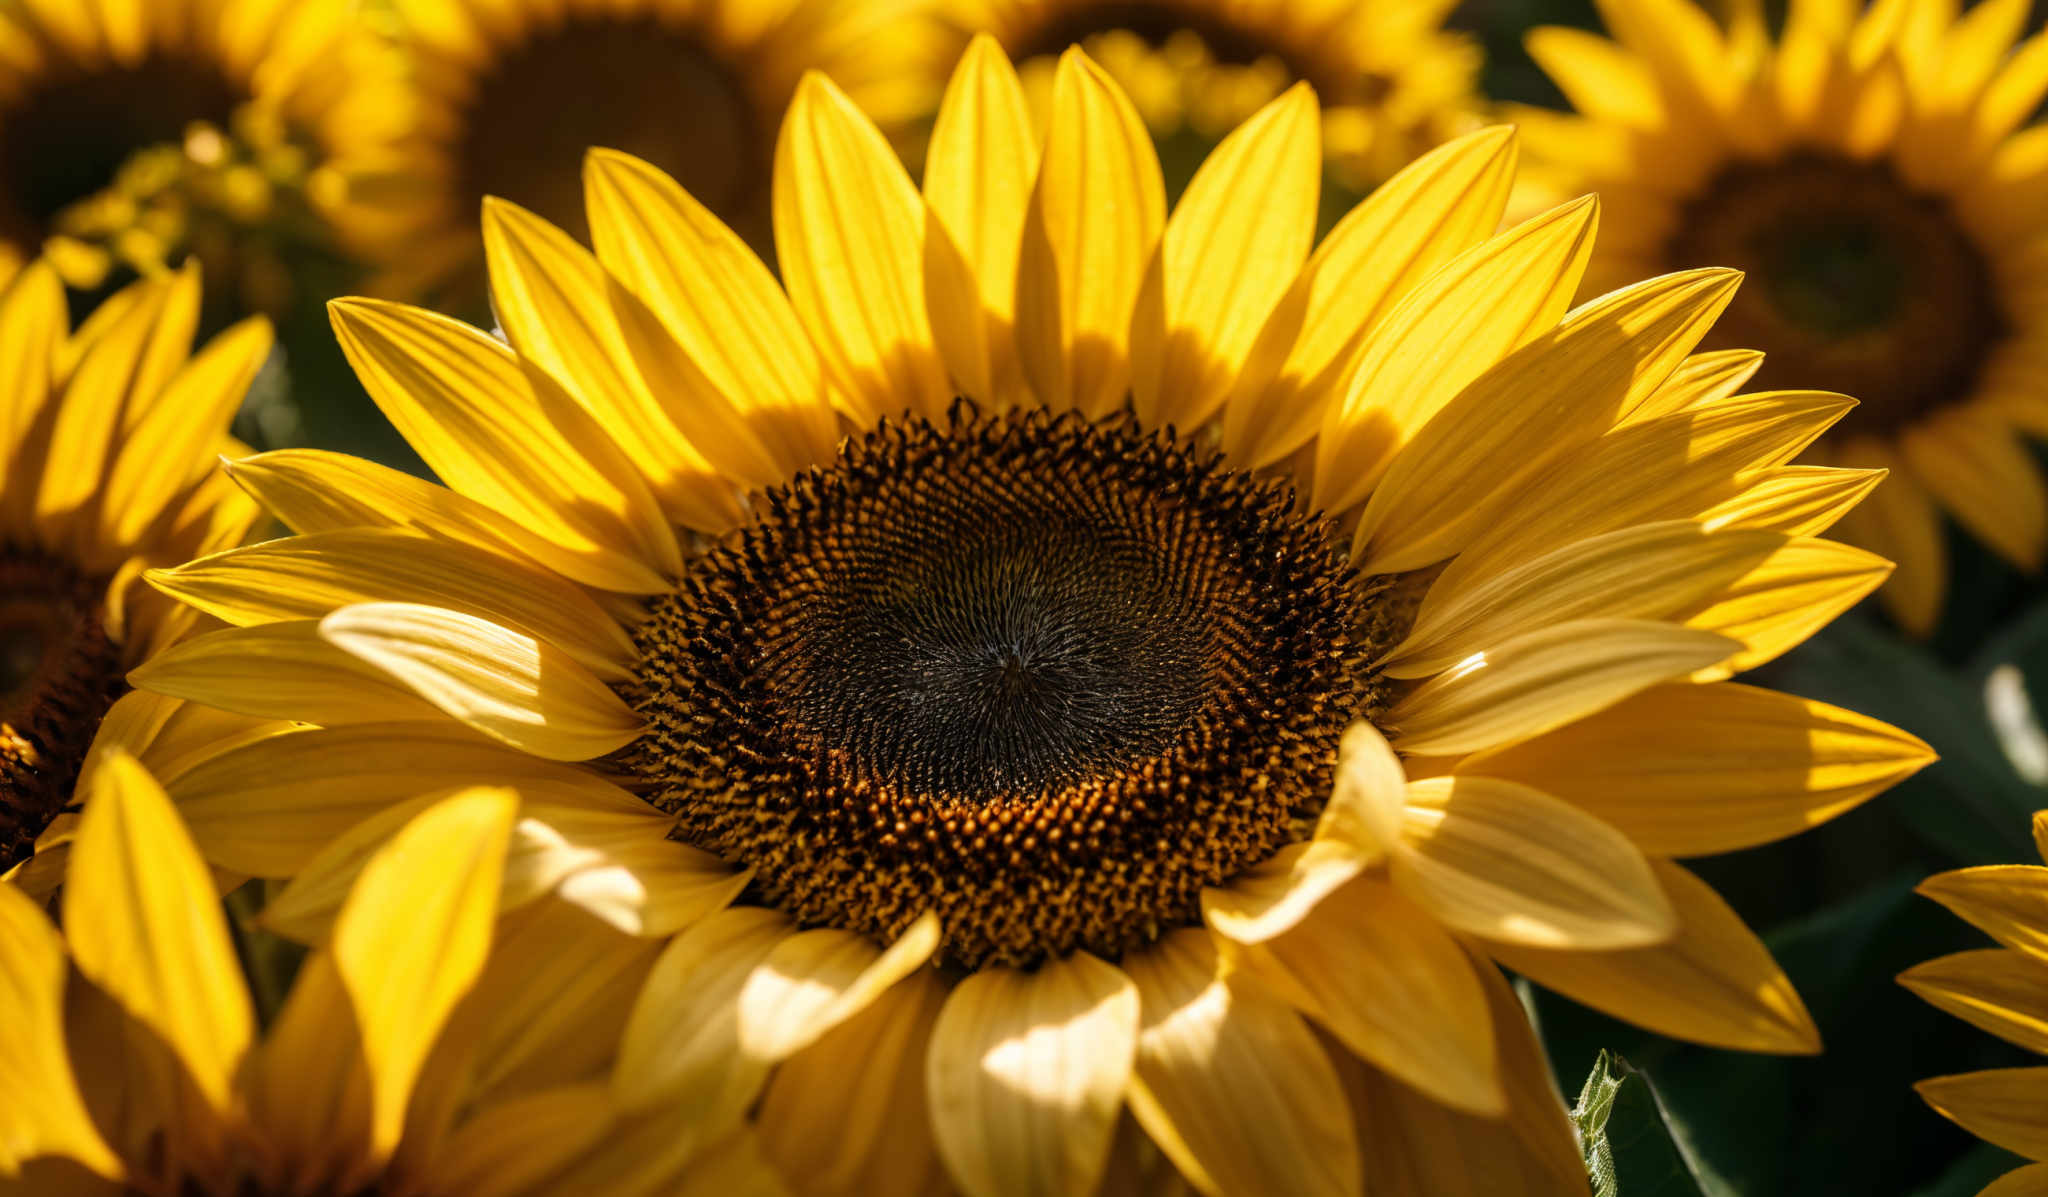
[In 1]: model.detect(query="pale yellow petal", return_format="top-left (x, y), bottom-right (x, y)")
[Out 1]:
top-left (1219, 126), bottom-right (1518, 470)
top-left (926, 951), bottom-right (1139, 1197)
top-left (1393, 775), bottom-right (1677, 950)
top-left (774, 72), bottom-right (950, 424)
top-left (757, 971), bottom-right (953, 1197)
top-left (481, 197), bottom-right (744, 532)
top-left (149, 529), bottom-right (639, 682)
top-left (0, 883), bottom-right (120, 1178)
top-left (583, 148), bottom-right (837, 486)
top-left (737, 912), bottom-right (941, 1062)
top-left (1459, 681), bottom-right (1934, 856)
top-left (1121, 928), bottom-right (1360, 1197)
top-left (611, 908), bottom-right (792, 1116)
top-left (1244, 876), bottom-right (1503, 1115)
top-left (1679, 536), bottom-right (1893, 677)
top-left (1386, 618), bottom-right (1739, 756)
top-left (1485, 860), bottom-right (1820, 1053)
top-left (1902, 412), bottom-right (2048, 571)
top-left (63, 753), bottom-right (253, 1120)
top-left (1354, 269), bottom-right (1741, 575)
top-left (1920, 866), bottom-right (2048, 966)
top-left (1623, 347), bottom-right (1766, 422)
top-left (1199, 840), bottom-right (1367, 945)
top-left (1697, 466), bottom-right (1887, 538)
top-left (319, 603), bottom-right (643, 761)
top-left (328, 298), bottom-right (681, 585)
top-left (1314, 196), bottom-right (1599, 515)
top-left (1901, 949), bottom-right (2048, 1056)
top-left (1129, 84), bottom-right (1318, 432)
top-left (1014, 48), bottom-right (1165, 419)
top-left (1917, 1068), bottom-right (2048, 1160)
top-left (223, 448), bottom-right (666, 595)
top-left (922, 35), bottom-right (1038, 405)
top-left (0, 262), bottom-right (64, 534)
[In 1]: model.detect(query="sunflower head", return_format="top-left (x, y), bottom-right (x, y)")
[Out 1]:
top-left (0, 0), bottom-right (426, 313)
top-left (0, 261), bottom-right (266, 890)
top-left (383, 0), bottom-right (944, 300)
top-left (1515, 0), bottom-right (2048, 636)
top-left (136, 36), bottom-right (1936, 1195)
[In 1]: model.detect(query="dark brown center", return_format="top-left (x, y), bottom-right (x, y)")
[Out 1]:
top-left (1670, 155), bottom-right (2006, 435)
top-left (623, 406), bottom-right (1376, 968)
top-left (0, 52), bottom-right (245, 248)
top-left (1, 554), bottom-right (124, 872)
top-left (456, 18), bottom-right (766, 249)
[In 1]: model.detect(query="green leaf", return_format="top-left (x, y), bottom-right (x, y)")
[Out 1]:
top-left (1572, 1051), bottom-right (1712, 1197)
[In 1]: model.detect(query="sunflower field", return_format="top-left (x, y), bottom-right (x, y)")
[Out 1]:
top-left (4, 0), bottom-right (2048, 1194)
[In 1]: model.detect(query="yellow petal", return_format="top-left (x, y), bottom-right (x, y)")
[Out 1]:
top-left (1428, 392), bottom-right (1856, 595)
top-left (583, 148), bottom-right (837, 487)
top-left (1246, 876), bottom-right (1504, 1115)
top-left (1678, 536), bottom-right (1893, 677)
top-left (1219, 126), bottom-right (1518, 470)
top-left (63, 752), bottom-right (253, 1119)
top-left (1318, 719), bottom-right (1407, 853)
top-left (1388, 522), bottom-right (1821, 679)
top-left (1697, 466), bottom-right (1887, 537)
top-left (1200, 841), bottom-right (1367, 945)
top-left (1387, 618), bottom-right (1739, 756)
top-left (319, 603), bottom-right (643, 761)
top-left (248, 789), bottom-right (516, 1179)
top-left (95, 316), bottom-right (270, 554)
top-left (1902, 949), bottom-right (2048, 1056)
top-left (1314, 195), bottom-right (1599, 515)
top-left (0, 262), bottom-right (64, 533)
top-left (738, 912), bottom-right (941, 1062)
top-left (1014, 48), bottom-right (1165, 419)
top-left (1485, 859), bottom-right (1820, 1054)
top-left (149, 529), bottom-right (639, 683)
top-left (926, 951), bottom-right (1139, 1197)
top-left (774, 72), bottom-right (951, 424)
top-left (411, 1083), bottom-right (616, 1197)
top-left (1394, 775), bottom-right (1677, 950)
top-left (922, 34), bottom-right (1039, 406)
top-left (0, 882), bottom-right (121, 1179)
top-left (1526, 27), bottom-right (1665, 125)
top-left (38, 267), bottom-right (198, 543)
top-left (1354, 269), bottom-right (1741, 575)
top-left (1129, 84), bottom-right (1319, 432)
top-left (1920, 866), bottom-right (2048, 966)
top-left (1120, 928), bottom-right (1360, 1197)
top-left (481, 197), bottom-right (744, 532)
top-left (757, 970), bottom-right (953, 1197)
top-left (1623, 347), bottom-right (1766, 423)
top-left (328, 298), bottom-right (681, 584)
top-left (611, 907), bottom-right (792, 1116)
top-left (1916, 1068), bottom-right (2048, 1160)
top-left (1328, 947), bottom-right (1590, 1197)
top-left (1980, 1163), bottom-right (2048, 1197)
top-left (1459, 681), bottom-right (1933, 856)
top-left (1830, 437), bottom-right (1945, 637)
top-left (223, 448), bottom-right (667, 595)
top-left (1902, 412), bottom-right (2048, 571)
top-left (128, 619), bottom-right (447, 729)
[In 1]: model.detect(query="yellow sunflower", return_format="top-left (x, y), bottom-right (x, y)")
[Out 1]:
top-left (1905, 812), bottom-right (2048, 1197)
top-left (939, 0), bottom-right (1482, 190)
top-left (0, 0), bottom-right (424, 313)
top-left (137, 39), bottom-right (1935, 1193)
top-left (0, 260), bottom-right (272, 900)
top-left (0, 752), bottom-right (780, 1195)
top-left (1515, 0), bottom-right (2048, 636)
top-left (381, 0), bottom-right (939, 298)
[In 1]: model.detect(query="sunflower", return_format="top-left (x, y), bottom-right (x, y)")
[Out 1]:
top-left (1905, 812), bottom-right (2048, 1197)
top-left (381, 0), bottom-right (939, 299)
top-left (0, 0), bottom-right (425, 314)
top-left (0, 751), bottom-right (779, 1194)
top-left (138, 39), bottom-right (1935, 1193)
top-left (1514, 0), bottom-right (2048, 637)
top-left (939, 0), bottom-right (1482, 191)
top-left (0, 260), bottom-right (273, 902)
